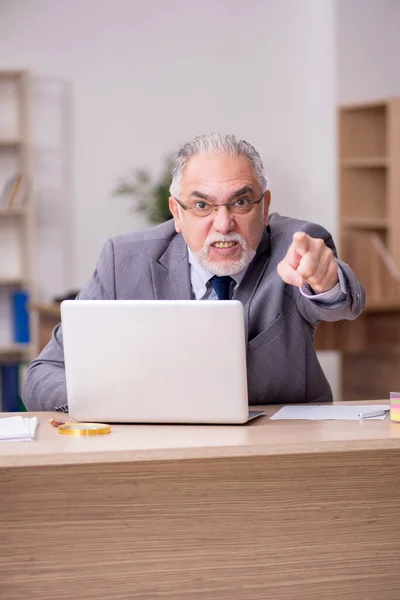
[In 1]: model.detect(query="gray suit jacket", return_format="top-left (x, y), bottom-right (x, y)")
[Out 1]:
top-left (23, 213), bottom-right (365, 410)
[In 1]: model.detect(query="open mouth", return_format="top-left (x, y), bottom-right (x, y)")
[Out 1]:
top-left (211, 241), bottom-right (238, 249)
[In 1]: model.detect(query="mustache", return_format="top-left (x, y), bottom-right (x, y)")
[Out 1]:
top-left (204, 232), bottom-right (247, 252)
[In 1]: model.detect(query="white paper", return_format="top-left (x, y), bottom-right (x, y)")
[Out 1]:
top-left (27, 416), bottom-right (39, 439)
top-left (270, 404), bottom-right (391, 421)
top-left (0, 416), bottom-right (39, 441)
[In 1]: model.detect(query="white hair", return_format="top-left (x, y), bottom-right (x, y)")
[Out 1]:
top-left (169, 133), bottom-right (269, 197)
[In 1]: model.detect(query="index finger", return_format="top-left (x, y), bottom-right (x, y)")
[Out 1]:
top-left (292, 232), bottom-right (310, 257)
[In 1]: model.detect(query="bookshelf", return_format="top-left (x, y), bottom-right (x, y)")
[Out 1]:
top-left (318, 98), bottom-right (400, 400)
top-left (0, 70), bottom-right (35, 383)
top-left (339, 98), bottom-right (400, 296)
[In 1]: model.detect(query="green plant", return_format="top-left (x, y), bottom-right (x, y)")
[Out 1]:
top-left (113, 156), bottom-right (173, 224)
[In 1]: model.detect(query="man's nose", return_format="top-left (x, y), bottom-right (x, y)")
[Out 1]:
top-left (212, 205), bottom-right (235, 233)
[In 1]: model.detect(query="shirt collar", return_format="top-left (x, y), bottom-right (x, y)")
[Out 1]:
top-left (187, 248), bottom-right (249, 299)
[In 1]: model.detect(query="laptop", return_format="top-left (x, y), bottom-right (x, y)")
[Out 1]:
top-left (61, 299), bottom-right (264, 424)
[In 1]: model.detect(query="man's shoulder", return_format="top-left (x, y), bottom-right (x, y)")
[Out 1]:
top-left (269, 212), bottom-right (332, 241)
top-left (109, 219), bottom-right (178, 251)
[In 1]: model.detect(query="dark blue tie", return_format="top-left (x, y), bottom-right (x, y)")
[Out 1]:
top-left (211, 276), bottom-right (233, 300)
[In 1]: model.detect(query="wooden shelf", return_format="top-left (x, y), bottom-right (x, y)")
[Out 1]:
top-left (340, 99), bottom-right (387, 111)
top-left (0, 70), bottom-right (23, 78)
top-left (342, 217), bottom-right (388, 230)
top-left (0, 277), bottom-right (24, 287)
top-left (0, 207), bottom-right (27, 217)
top-left (341, 158), bottom-right (388, 168)
top-left (0, 344), bottom-right (30, 361)
top-left (0, 138), bottom-right (22, 148)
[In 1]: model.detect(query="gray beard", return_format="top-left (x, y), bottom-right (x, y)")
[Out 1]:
top-left (193, 233), bottom-right (257, 276)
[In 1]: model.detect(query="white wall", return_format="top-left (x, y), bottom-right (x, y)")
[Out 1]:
top-left (337, 0), bottom-right (400, 103)
top-left (0, 0), bottom-right (337, 292)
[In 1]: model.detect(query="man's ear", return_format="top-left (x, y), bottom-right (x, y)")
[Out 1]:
top-left (263, 190), bottom-right (271, 226)
top-left (169, 197), bottom-right (182, 233)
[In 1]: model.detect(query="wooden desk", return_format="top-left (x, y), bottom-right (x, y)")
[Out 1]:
top-left (1, 403), bottom-right (400, 600)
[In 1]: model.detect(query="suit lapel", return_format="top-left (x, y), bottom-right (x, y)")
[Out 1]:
top-left (150, 234), bottom-right (193, 300)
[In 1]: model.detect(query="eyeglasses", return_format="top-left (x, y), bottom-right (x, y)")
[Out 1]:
top-left (173, 192), bottom-right (264, 218)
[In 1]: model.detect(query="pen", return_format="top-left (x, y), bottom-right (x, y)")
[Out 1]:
top-left (358, 409), bottom-right (390, 419)
top-left (49, 418), bottom-right (67, 427)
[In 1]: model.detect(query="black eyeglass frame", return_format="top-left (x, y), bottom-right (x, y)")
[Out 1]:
top-left (173, 191), bottom-right (265, 216)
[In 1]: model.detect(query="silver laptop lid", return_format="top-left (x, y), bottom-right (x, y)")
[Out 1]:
top-left (61, 300), bottom-right (249, 424)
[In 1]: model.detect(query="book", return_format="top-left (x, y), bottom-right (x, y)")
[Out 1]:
top-left (1, 363), bottom-right (20, 411)
top-left (0, 173), bottom-right (20, 207)
top-left (12, 290), bottom-right (30, 343)
top-left (6, 174), bottom-right (25, 208)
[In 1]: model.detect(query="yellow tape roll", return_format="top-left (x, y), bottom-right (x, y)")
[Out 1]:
top-left (57, 422), bottom-right (111, 436)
